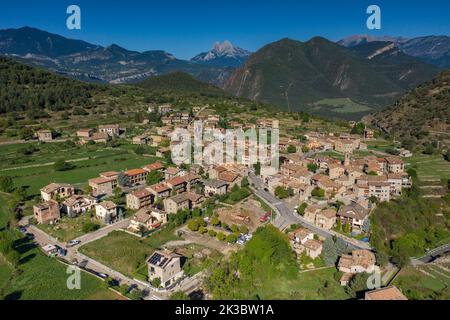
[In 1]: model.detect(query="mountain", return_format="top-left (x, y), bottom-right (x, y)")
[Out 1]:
top-left (365, 70), bottom-right (450, 150)
top-left (0, 26), bottom-right (100, 58)
top-left (191, 40), bottom-right (252, 67)
top-left (138, 72), bottom-right (229, 97)
top-left (0, 27), bottom-right (231, 85)
top-left (224, 37), bottom-right (439, 118)
top-left (338, 35), bottom-right (450, 69)
top-left (337, 35), bottom-right (408, 48)
top-left (348, 41), bottom-right (441, 90)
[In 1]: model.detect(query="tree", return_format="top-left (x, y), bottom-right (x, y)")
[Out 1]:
top-left (297, 203), bottom-right (308, 216)
top-left (241, 177), bottom-right (249, 188)
top-left (117, 172), bottom-right (130, 187)
top-left (19, 127), bottom-right (34, 140)
top-left (287, 145), bottom-right (297, 154)
top-left (302, 146), bottom-right (310, 153)
top-left (343, 223), bottom-right (351, 234)
top-left (134, 145), bottom-right (146, 155)
top-left (53, 159), bottom-right (74, 171)
top-left (345, 273), bottom-right (371, 298)
top-left (253, 162), bottom-right (261, 175)
top-left (307, 163), bottom-right (318, 173)
top-left (226, 234), bottom-right (238, 243)
top-left (0, 176), bottom-right (14, 193)
top-left (170, 291), bottom-right (190, 300)
top-left (311, 187), bottom-right (325, 198)
top-left (188, 219), bottom-right (200, 232)
top-left (275, 186), bottom-right (289, 199)
top-left (146, 170), bottom-right (163, 185)
top-left (198, 226), bottom-right (207, 234)
top-left (321, 237), bottom-right (338, 266)
top-left (239, 225), bottom-right (249, 234)
top-left (208, 229), bottom-right (217, 237)
top-left (150, 277), bottom-right (161, 288)
top-left (211, 216), bottom-right (220, 226)
top-left (351, 122), bottom-right (366, 135)
top-left (216, 232), bottom-right (226, 241)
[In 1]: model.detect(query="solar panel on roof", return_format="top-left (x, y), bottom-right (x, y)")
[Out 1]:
top-left (149, 252), bottom-right (163, 265)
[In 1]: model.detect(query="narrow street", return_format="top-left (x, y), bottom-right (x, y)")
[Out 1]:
top-left (249, 173), bottom-right (371, 250)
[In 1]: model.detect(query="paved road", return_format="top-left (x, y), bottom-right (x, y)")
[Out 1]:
top-left (249, 173), bottom-right (371, 250)
top-left (412, 243), bottom-right (450, 264)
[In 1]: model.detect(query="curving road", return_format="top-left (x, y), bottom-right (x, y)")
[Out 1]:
top-left (249, 172), bottom-right (371, 250)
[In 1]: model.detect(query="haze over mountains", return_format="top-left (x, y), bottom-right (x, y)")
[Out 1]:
top-left (0, 26), bottom-right (448, 119)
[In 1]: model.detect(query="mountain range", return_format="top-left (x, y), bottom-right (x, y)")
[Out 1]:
top-left (0, 27), bottom-right (238, 85)
top-left (0, 27), bottom-right (448, 119)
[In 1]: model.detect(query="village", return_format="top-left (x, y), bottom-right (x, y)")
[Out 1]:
top-left (20, 102), bottom-right (417, 300)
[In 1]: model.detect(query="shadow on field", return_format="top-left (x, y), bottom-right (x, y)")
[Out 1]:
top-left (4, 291), bottom-right (22, 300)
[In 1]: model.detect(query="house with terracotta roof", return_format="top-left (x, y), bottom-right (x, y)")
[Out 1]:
top-left (218, 171), bottom-right (241, 188)
top-left (365, 286), bottom-right (408, 300)
top-left (129, 208), bottom-right (168, 233)
top-left (338, 249), bottom-right (376, 274)
top-left (33, 200), bottom-right (60, 224)
top-left (40, 183), bottom-right (75, 202)
top-left (126, 188), bottom-right (153, 210)
top-left (89, 176), bottom-right (118, 197)
top-left (126, 168), bottom-right (148, 186)
top-left (148, 183), bottom-right (172, 199)
top-left (143, 162), bottom-right (165, 173)
top-left (165, 167), bottom-right (186, 180)
top-left (166, 176), bottom-right (188, 193)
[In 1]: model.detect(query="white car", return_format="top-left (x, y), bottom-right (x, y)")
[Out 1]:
top-left (244, 234), bottom-right (253, 241)
top-left (237, 239), bottom-right (245, 246)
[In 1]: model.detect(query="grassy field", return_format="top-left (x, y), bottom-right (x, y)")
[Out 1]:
top-left (0, 143), bottom-right (161, 197)
top-left (0, 238), bottom-right (123, 300)
top-left (254, 267), bottom-right (349, 300)
top-left (79, 228), bottom-right (181, 278)
top-left (313, 98), bottom-right (373, 114)
top-left (393, 265), bottom-right (450, 300)
top-left (405, 154), bottom-right (450, 181)
top-left (366, 139), bottom-right (398, 153)
top-left (0, 194), bottom-right (12, 229)
top-left (37, 214), bottom-right (104, 243)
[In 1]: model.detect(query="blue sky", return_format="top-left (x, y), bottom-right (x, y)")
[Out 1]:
top-left (0, 0), bottom-right (449, 59)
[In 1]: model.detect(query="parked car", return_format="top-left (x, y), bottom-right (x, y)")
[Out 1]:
top-left (68, 240), bottom-right (81, 247)
top-left (25, 233), bottom-right (35, 240)
top-left (244, 234), bottom-right (252, 241)
top-left (97, 273), bottom-right (109, 279)
top-left (19, 227), bottom-right (27, 233)
top-left (237, 238), bottom-right (245, 246)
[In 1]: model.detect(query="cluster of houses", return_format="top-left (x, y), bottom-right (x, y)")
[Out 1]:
top-left (34, 154), bottom-right (249, 238)
top-left (33, 182), bottom-right (120, 225)
top-left (76, 124), bottom-right (121, 145)
top-left (264, 140), bottom-right (411, 234)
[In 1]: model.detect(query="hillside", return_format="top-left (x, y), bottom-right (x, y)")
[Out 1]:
top-left (0, 56), bottom-right (100, 114)
top-left (224, 37), bottom-right (439, 118)
top-left (365, 70), bottom-right (450, 150)
top-left (137, 72), bottom-right (230, 98)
